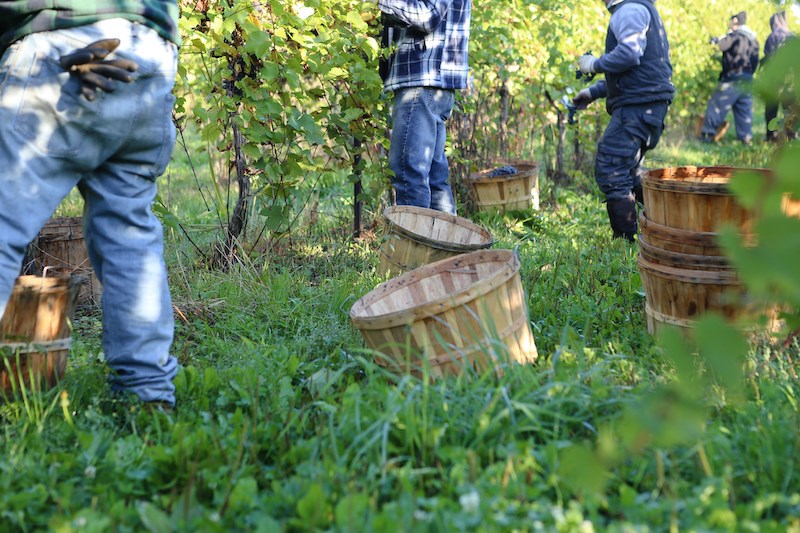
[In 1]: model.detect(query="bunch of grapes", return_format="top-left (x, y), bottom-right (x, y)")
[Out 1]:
top-left (488, 165), bottom-right (518, 177)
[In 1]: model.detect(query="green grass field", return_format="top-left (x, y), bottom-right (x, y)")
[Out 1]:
top-left (2, 117), bottom-right (799, 532)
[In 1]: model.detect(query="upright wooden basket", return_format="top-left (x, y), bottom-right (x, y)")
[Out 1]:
top-left (378, 206), bottom-right (493, 277)
top-left (27, 217), bottom-right (102, 307)
top-left (1, 275), bottom-right (80, 398)
top-left (351, 249), bottom-right (538, 378)
top-left (464, 162), bottom-right (540, 213)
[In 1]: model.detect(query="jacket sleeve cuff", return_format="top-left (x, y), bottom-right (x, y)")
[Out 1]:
top-left (589, 82), bottom-right (607, 100)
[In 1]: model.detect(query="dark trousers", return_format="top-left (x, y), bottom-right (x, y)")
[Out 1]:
top-left (595, 102), bottom-right (668, 201)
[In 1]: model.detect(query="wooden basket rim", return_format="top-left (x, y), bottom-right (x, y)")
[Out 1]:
top-left (636, 254), bottom-right (739, 284)
top-left (644, 166), bottom-right (771, 195)
top-left (638, 239), bottom-right (734, 271)
top-left (382, 205), bottom-right (493, 251)
top-left (638, 212), bottom-right (758, 247)
top-left (351, 249), bottom-right (520, 329)
top-left (13, 275), bottom-right (82, 292)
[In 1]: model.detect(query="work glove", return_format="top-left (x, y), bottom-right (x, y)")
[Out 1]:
top-left (59, 39), bottom-right (138, 101)
top-left (572, 88), bottom-right (593, 108)
top-left (577, 53), bottom-right (597, 74)
top-left (709, 36), bottom-right (719, 45)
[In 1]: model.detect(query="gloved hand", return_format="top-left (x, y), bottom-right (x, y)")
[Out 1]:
top-left (572, 88), bottom-right (593, 108)
top-left (577, 53), bottom-right (597, 74)
top-left (709, 36), bottom-right (719, 45)
top-left (59, 39), bottom-right (138, 101)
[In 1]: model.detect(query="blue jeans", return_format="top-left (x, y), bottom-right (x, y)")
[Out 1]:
top-left (595, 103), bottom-right (668, 201)
top-left (701, 80), bottom-right (753, 142)
top-left (0, 20), bottom-right (179, 404)
top-left (389, 87), bottom-right (457, 214)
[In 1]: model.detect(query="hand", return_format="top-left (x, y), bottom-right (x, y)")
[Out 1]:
top-left (572, 88), bottom-right (593, 108)
top-left (577, 53), bottom-right (597, 74)
top-left (709, 36), bottom-right (719, 45)
top-left (59, 39), bottom-right (138, 101)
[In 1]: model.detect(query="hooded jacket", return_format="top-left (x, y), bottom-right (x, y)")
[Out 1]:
top-left (717, 24), bottom-right (759, 81)
top-left (765, 11), bottom-right (793, 58)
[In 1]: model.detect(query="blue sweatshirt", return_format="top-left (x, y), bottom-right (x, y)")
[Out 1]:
top-left (587, 0), bottom-right (674, 112)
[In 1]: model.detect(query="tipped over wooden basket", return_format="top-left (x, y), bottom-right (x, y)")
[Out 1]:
top-left (1, 275), bottom-right (80, 398)
top-left (351, 249), bottom-right (538, 378)
top-left (378, 206), bottom-right (493, 277)
top-left (464, 161), bottom-right (540, 213)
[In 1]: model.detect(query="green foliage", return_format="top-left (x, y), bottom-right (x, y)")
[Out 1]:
top-left (175, 0), bottom-right (388, 241)
top-left (7, 2), bottom-right (800, 531)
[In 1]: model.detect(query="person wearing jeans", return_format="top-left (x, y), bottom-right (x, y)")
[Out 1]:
top-left (379, 0), bottom-right (471, 215)
top-left (0, 4), bottom-right (180, 408)
top-left (573, 0), bottom-right (674, 242)
top-left (699, 11), bottom-right (760, 144)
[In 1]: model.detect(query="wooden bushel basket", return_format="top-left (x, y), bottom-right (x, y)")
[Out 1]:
top-left (642, 166), bottom-right (769, 233)
top-left (464, 161), bottom-right (540, 213)
top-left (638, 166), bottom-right (787, 335)
top-left (637, 255), bottom-right (779, 335)
top-left (1, 275), bottom-right (80, 398)
top-left (377, 206), bottom-right (493, 278)
top-left (351, 249), bottom-right (538, 378)
top-left (27, 217), bottom-right (102, 307)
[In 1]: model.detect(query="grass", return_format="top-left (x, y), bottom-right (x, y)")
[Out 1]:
top-left (2, 124), bottom-right (799, 531)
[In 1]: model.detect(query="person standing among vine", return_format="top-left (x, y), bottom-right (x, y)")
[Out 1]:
top-left (378, 0), bottom-right (472, 215)
top-left (763, 10), bottom-right (796, 142)
top-left (699, 11), bottom-right (760, 145)
top-left (573, 0), bottom-right (674, 242)
top-left (0, 2), bottom-right (181, 409)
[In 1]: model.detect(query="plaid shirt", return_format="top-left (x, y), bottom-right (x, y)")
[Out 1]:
top-left (0, 1), bottom-right (180, 48)
top-left (379, 0), bottom-right (471, 91)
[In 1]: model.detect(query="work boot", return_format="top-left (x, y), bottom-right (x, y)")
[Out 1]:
top-left (606, 195), bottom-right (638, 242)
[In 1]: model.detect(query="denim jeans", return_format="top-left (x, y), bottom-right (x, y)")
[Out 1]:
top-left (701, 81), bottom-right (754, 142)
top-left (595, 102), bottom-right (668, 201)
top-left (0, 19), bottom-right (179, 404)
top-left (389, 87), bottom-right (457, 214)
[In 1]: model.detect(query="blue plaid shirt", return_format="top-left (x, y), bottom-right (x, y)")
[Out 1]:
top-left (378, 0), bottom-right (471, 91)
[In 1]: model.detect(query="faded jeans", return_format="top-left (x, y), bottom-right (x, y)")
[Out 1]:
top-left (0, 19), bottom-right (179, 404)
top-left (701, 80), bottom-right (754, 142)
top-left (389, 87), bottom-right (457, 214)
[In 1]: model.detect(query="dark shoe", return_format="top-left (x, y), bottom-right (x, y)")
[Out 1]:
top-left (606, 196), bottom-right (638, 242)
top-left (699, 132), bottom-right (714, 143)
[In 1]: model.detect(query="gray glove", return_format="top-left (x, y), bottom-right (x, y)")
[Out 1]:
top-left (577, 54), bottom-right (597, 74)
top-left (60, 39), bottom-right (138, 101)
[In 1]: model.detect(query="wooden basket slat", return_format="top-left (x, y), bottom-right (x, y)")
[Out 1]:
top-left (378, 206), bottom-right (493, 278)
top-left (1, 275), bottom-right (80, 397)
top-left (29, 217), bottom-right (102, 306)
top-left (352, 249), bottom-right (537, 378)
